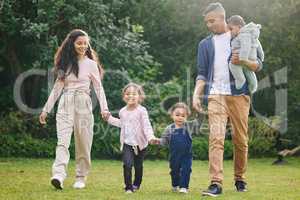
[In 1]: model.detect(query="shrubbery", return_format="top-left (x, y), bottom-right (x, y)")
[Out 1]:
top-left (0, 110), bottom-right (278, 160)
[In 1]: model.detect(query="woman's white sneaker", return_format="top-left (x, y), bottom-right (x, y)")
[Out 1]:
top-left (73, 181), bottom-right (86, 189)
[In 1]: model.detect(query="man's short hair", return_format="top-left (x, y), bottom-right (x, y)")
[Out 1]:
top-left (202, 2), bottom-right (225, 17)
top-left (227, 15), bottom-right (246, 27)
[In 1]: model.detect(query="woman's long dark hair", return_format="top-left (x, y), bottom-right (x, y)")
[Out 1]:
top-left (53, 29), bottom-right (104, 80)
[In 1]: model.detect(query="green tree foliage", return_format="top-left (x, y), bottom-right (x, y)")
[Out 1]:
top-left (0, 0), bottom-right (299, 158)
top-left (126, 0), bottom-right (300, 148)
top-left (0, 0), bottom-right (161, 110)
top-left (0, 0), bottom-right (163, 158)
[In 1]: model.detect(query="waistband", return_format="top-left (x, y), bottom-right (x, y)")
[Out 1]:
top-left (62, 89), bottom-right (90, 96)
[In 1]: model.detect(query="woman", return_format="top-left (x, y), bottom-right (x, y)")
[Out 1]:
top-left (39, 29), bottom-right (109, 190)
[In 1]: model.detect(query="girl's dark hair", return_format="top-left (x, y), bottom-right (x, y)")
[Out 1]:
top-left (168, 102), bottom-right (191, 116)
top-left (53, 29), bottom-right (104, 80)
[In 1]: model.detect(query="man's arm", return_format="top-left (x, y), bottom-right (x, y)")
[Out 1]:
top-left (192, 79), bottom-right (206, 113)
top-left (193, 40), bottom-right (209, 112)
top-left (231, 52), bottom-right (260, 72)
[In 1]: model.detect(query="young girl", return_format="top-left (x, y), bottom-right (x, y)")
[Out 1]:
top-left (39, 29), bottom-right (110, 190)
top-left (153, 102), bottom-right (202, 194)
top-left (105, 83), bottom-right (157, 193)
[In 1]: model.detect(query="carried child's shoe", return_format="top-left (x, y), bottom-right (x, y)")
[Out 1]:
top-left (73, 181), bottom-right (86, 189)
top-left (179, 188), bottom-right (188, 193)
top-left (172, 186), bottom-right (179, 192)
top-left (51, 177), bottom-right (63, 190)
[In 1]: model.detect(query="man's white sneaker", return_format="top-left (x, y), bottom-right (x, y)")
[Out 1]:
top-left (73, 181), bottom-right (86, 189)
top-left (179, 188), bottom-right (188, 193)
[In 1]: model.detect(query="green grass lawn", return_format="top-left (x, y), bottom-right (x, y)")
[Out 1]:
top-left (1, 158), bottom-right (300, 200)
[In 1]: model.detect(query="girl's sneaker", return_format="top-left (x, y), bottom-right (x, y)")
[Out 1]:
top-left (132, 185), bottom-right (139, 192)
top-left (179, 188), bottom-right (188, 193)
top-left (125, 189), bottom-right (133, 194)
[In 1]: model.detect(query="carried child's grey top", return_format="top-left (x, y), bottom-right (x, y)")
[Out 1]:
top-left (231, 22), bottom-right (264, 62)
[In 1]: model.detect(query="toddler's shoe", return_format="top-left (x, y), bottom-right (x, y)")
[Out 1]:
top-left (132, 185), bottom-right (139, 192)
top-left (179, 188), bottom-right (188, 193)
top-left (172, 186), bottom-right (179, 192)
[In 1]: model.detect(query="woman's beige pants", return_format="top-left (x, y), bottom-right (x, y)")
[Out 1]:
top-left (52, 90), bottom-right (94, 183)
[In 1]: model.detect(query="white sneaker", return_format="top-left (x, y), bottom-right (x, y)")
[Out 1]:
top-left (172, 186), bottom-right (179, 192)
top-left (179, 188), bottom-right (188, 193)
top-left (125, 190), bottom-right (133, 194)
top-left (73, 181), bottom-right (86, 189)
top-left (51, 177), bottom-right (63, 190)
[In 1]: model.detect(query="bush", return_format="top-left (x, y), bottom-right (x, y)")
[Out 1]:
top-left (248, 117), bottom-right (277, 157)
top-left (0, 111), bottom-right (279, 159)
top-left (0, 133), bottom-right (56, 157)
top-left (192, 137), bottom-right (209, 160)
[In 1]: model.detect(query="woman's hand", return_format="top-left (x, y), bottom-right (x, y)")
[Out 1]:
top-left (39, 111), bottom-right (48, 125)
top-left (101, 110), bottom-right (111, 121)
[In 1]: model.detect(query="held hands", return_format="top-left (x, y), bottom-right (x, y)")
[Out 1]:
top-left (149, 138), bottom-right (161, 145)
top-left (101, 110), bottom-right (111, 121)
top-left (39, 111), bottom-right (47, 125)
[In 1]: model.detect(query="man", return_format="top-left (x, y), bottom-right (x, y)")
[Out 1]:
top-left (192, 2), bottom-right (263, 197)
